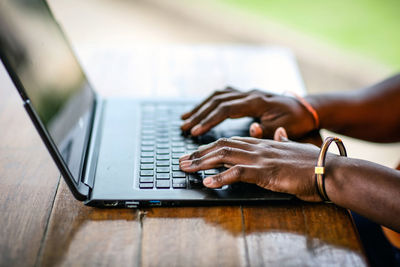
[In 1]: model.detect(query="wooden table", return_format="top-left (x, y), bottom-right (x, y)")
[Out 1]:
top-left (0, 47), bottom-right (367, 266)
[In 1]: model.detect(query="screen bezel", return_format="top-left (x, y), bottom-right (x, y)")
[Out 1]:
top-left (0, 1), bottom-right (97, 200)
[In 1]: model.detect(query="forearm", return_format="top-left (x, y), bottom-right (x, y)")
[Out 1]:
top-left (306, 74), bottom-right (400, 142)
top-left (325, 156), bottom-right (400, 232)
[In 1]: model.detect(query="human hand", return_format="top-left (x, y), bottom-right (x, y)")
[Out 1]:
top-left (180, 127), bottom-right (328, 202)
top-left (181, 87), bottom-right (317, 140)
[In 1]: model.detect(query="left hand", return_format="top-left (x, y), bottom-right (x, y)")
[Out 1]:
top-left (179, 128), bottom-right (328, 202)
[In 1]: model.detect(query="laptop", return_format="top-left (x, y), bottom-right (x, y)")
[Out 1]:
top-left (0, 0), bottom-right (301, 208)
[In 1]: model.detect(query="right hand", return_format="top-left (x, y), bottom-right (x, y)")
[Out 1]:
top-left (181, 87), bottom-right (317, 140)
top-left (179, 128), bottom-right (325, 202)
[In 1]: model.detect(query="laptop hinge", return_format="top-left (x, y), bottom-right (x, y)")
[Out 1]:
top-left (82, 94), bottom-right (104, 188)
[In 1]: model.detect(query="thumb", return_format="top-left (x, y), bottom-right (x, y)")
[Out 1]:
top-left (273, 127), bottom-right (289, 142)
top-left (249, 122), bottom-right (264, 138)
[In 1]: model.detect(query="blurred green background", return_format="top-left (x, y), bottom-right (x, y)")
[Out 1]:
top-left (217, 0), bottom-right (400, 70)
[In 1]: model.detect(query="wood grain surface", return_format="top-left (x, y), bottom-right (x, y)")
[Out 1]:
top-left (0, 64), bottom-right (60, 267)
top-left (37, 181), bottom-right (140, 267)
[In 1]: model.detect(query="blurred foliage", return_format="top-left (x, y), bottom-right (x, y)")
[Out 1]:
top-left (218, 0), bottom-right (400, 69)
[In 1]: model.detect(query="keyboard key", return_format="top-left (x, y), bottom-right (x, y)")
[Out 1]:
top-left (157, 155), bottom-right (170, 160)
top-left (156, 138), bottom-right (169, 143)
top-left (204, 169), bottom-right (219, 175)
top-left (141, 164), bottom-right (154, 170)
top-left (172, 165), bottom-right (180, 171)
top-left (172, 147), bottom-right (185, 153)
top-left (142, 130), bottom-right (155, 135)
top-left (156, 149), bottom-right (170, 155)
top-left (156, 127), bottom-right (168, 133)
top-left (156, 133), bottom-right (169, 138)
top-left (141, 152), bottom-right (154, 157)
top-left (189, 173), bottom-right (203, 188)
top-left (172, 142), bottom-right (184, 147)
top-left (173, 171), bottom-right (186, 178)
top-left (142, 140), bottom-right (155, 146)
top-left (156, 160), bottom-right (170, 166)
top-left (172, 136), bottom-right (184, 141)
top-left (141, 146), bottom-right (154, 152)
top-left (140, 170), bottom-right (154, 176)
top-left (186, 144), bottom-right (198, 150)
top-left (156, 173), bottom-right (170, 180)
top-left (172, 153), bottom-right (184, 159)
top-left (171, 121), bottom-right (182, 126)
top-left (156, 180), bottom-right (170, 188)
top-left (140, 182), bottom-right (153, 189)
top-left (141, 157), bottom-right (154, 163)
top-left (171, 130), bottom-right (181, 135)
top-left (157, 167), bottom-right (170, 173)
top-left (142, 135), bottom-right (155, 140)
top-left (157, 143), bottom-right (169, 149)
top-left (173, 178), bottom-right (187, 188)
top-left (189, 174), bottom-right (202, 182)
top-left (172, 159), bottom-right (180, 165)
top-left (140, 176), bottom-right (154, 183)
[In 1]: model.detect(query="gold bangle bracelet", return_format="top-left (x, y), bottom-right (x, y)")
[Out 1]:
top-left (315, 137), bottom-right (347, 202)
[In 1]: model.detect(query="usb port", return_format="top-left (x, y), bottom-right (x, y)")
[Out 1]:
top-left (148, 200), bottom-right (161, 206)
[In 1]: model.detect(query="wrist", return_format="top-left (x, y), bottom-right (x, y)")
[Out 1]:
top-left (323, 155), bottom-right (348, 205)
top-left (304, 95), bottom-right (323, 129)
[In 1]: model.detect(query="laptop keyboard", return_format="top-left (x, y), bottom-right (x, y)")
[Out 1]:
top-left (138, 103), bottom-right (219, 189)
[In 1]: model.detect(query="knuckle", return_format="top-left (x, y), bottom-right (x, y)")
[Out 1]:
top-left (189, 151), bottom-right (201, 160)
top-left (213, 174), bottom-right (223, 184)
top-left (210, 96), bottom-right (222, 106)
top-left (191, 158), bottom-right (201, 166)
top-left (216, 89), bottom-right (228, 94)
top-left (216, 137), bottom-right (229, 147)
top-left (219, 103), bottom-right (231, 113)
top-left (249, 89), bottom-right (261, 94)
top-left (232, 165), bottom-right (244, 178)
top-left (217, 147), bottom-right (233, 159)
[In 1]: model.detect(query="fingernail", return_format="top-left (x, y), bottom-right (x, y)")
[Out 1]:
top-left (181, 120), bottom-right (190, 130)
top-left (179, 160), bottom-right (192, 169)
top-left (250, 122), bottom-right (262, 138)
top-left (203, 177), bottom-right (212, 185)
top-left (179, 154), bottom-right (190, 161)
top-left (181, 112), bottom-right (190, 119)
top-left (191, 125), bottom-right (202, 135)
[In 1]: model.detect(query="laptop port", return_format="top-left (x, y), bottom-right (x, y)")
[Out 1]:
top-left (148, 200), bottom-right (161, 206)
top-left (103, 201), bottom-right (119, 207)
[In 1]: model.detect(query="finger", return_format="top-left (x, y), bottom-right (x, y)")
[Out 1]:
top-left (203, 165), bottom-right (258, 188)
top-left (181, 87), bottom-right (237, 119)
top-left (179, 137), bottom-right (255, 162)
top-left (231, 136), bottom-right (263, 144)
top-left (249, 122), bottom-right (264, 138)
top-left (191, 99), bottom-right (252, 136)
top-left (181, 92), bottom-right (246, 131)
top-left (295, 130), bottom-right (322, 146)
top-left (179, 147), bottom-right (254, 172)
top-left (273, 127), bottom-right (289, 142)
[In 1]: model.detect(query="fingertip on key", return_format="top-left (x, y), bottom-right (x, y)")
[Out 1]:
top-left (191, 125), bottom-right (202, 136)
top-left (181, 112), bottom-right (191, 120)
top-left (179, 160), bottom-right (192, 169)
top-left (179, 154), bottom-right (191, 161)
top-left (203, 177), bottom-right (212, 186)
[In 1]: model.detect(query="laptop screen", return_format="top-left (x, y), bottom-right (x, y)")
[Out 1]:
top-left (0, 0), bottom-right (95, 183)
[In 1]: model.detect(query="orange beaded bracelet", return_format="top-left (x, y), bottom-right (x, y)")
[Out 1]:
top-left (283, 91), bottom-right (320, 130)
